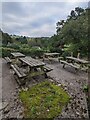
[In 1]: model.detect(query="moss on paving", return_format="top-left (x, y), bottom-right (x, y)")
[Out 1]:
top-left (19, 80), bottom-right (70, 118)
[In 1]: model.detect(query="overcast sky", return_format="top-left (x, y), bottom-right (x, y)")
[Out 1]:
top-left (1, 1), bottom-right (88, 37)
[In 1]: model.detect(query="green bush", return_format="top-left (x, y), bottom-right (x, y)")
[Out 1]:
top-left (61, 51), bottom-right (71, 60)
top-left (7, 43), bottom-right (20, 50)
top-left (2, 47), bottom-right (17, 57)
top-left (20, 47), bottom-right (31, 55)
top-left (30, 48), bottom-right (44, 58)
top-left (50, 47), bottom-right (62, 54)
top-left (20, 47), bottom-right (44, 58)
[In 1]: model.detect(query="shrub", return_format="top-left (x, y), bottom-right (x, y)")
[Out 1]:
top-left (61, 51), bottom-right (71, 60)
top-left (30, 48), bottom-right (44, 58)
top-left (2, 47), bottom-right (17, 57)
top-left (7, 43), bottom-right (20, 50)
top-left (20, 47), bottom-right (44, 58)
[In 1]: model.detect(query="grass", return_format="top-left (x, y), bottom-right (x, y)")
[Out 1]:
top-left (19, 80), bottom-right (70, 118)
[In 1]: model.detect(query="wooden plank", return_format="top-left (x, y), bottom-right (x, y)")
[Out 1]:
top-left (26, 57), bottom-right (45, 66)
top-left (11, 52), bottom-right (25, 57)
top-left (19, 57), bottom-right (35, 67)
top-left (4, 57), bottom-right (12, 63)
top-left (11, 64), bottom-right (26, 78)
top-left (19, 57), bottom-right (45, 68)
top-left (44, 53), bottom-right (60, 56)
top-left (14, 64), bottom-right (26, 77)
top-left (43, 65), bottom-right (53, 72)
top-left (60, 60), bottom-right (68, 64)
top-left (60, 60), bottom-right (80, 69)
top-left (11, 64), bottom-right (22, 78)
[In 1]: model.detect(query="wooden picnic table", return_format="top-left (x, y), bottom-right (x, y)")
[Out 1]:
top-left (66, 56), bottom-right (89, 64)
top-left (10, 52), bottom-right (25, 64)
top-left (10, 55), bottom-right (53, 85)
top-left (44, 53), bottom-right (60, 57)
top-left (19, 56), bottom-right (45, 68)
top-left (19, 56), bottom-right (52, 78)
top-left (11, 52), bottom-right (25, 58)
top-left (66, 56), bottom-right (89, 72)
top-left (43, 53), bottom-right (60, 63)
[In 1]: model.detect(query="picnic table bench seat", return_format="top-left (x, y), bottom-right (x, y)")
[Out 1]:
top-left (11, 64), bottom-right (27, 85)
top-left (60, 60), bottom-right (80, 70)
top-left (43, 65), bottom-right (53, 72)
top-left (4, 57), bottom-right (12, 64)
top-left (27, 65), bottom-right (53, 78)
top-left (11, 64), bottom-right (26, 78)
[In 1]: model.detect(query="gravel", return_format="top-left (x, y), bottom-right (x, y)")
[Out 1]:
top-left (1, 58), bottom-right (89, 119)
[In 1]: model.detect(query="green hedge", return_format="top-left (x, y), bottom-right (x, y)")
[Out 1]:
top-left (1, 46), bottom-right (44, 58)
top-left (2, 47), bottom-right (17, 57)
top-left (20, 47), bottom-right (44, 58)
top-left (7, 43), bottom-right (20, 50)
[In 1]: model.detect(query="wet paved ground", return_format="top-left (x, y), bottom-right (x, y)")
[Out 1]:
top-left (1, 58), bottom-right (89, 119)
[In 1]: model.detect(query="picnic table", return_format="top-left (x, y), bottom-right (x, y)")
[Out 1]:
top-left (60, 56), bottom-right (89, 72)
top-left (11, 56), bottom-right (53, 85)
top-left (66, 56), bottom-right (89, 71)
top-left (10, 52), bottom-right (25, 63)
top-left (43, 53), bottom-right (60, 63)
top-left (19, 56), bottom-right (45, 68)
top-left (11, 52), bottom-right (25, 58)
top-left (19, 56), bottom-right (52, 78)
top-left (66, 56), bottom-right (89, 64)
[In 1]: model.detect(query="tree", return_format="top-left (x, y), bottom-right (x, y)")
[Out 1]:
top-left (70, 10), bottom-right (76, 19)
top-left (56, 20), bottom-right (65, 34)
top-left (21, 36), bottom-right (27, 44)
top-left (75, 7), bottom-right (84, 16)
top-left (1, 31), bottom-right (13, 45)
top-left (15, 36), bottom-right (27, 44)
top-left (55, 7), bottom-right (88, 57)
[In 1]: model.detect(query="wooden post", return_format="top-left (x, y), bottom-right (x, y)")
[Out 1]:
top-left (71, 52), bottom-right (73, 57)
top-left (77, 52), bottom-right (80, 59)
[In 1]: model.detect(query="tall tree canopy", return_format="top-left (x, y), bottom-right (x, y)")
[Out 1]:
top-left (1, 30), bottom-right (13, 45)
top-left (55, 7), bottom-right (88, 57)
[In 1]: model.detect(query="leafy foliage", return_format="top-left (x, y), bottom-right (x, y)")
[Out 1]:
top-left (55, 7), bottom-right (88, 58)
top-left (15, 36), bottom-right (27, 44)
top-left (2, 47), bottom-right (17, 57)
top-left (1, 31), bottom-right (13, 45)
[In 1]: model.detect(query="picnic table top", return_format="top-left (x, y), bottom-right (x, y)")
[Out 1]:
top-left (44, 53), bottom-right (60, 56)
top-left (66, 56), bottom-right (89, 64)
top-left (11, 52), bottom-right (25, 57)
top-left (19, 56), bottom-right (45, 67)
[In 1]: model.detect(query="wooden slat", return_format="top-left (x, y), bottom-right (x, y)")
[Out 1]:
top-left (43, 65), bottom-right (53, 72)
top-left (5, 57), bottom-right (12, 63)
top-left (44, 53), bottom-right (60, 56)
top-left (11, 52), bottom-right (25, 57)
top-left (19, 57), bottom-right (45, 68)
top-left (14, 64), bottom-right (26, 76)
top-left (60, 60), bottom-right (68, 64)
top-left (60, 60), bottom-right (80, 69)
top-left (11, 64), bottom-right (26, 78)
top-left (19, 57), bottom-right (35, 67)
top-left (26, 57), bottom-right (45, 66)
